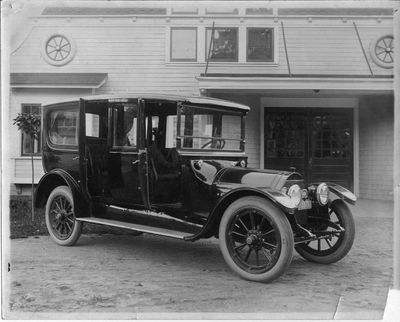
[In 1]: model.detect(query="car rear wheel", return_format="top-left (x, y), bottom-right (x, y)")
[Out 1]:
top-left (45, 186), bottom-right (82, 246)
top-left (295, 199), bottom-right (355, 264)
top-left (219, 196), bottom-right (294, 283)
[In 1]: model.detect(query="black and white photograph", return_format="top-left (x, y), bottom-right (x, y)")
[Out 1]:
top-left (1, 0), bottom-right (400, 320)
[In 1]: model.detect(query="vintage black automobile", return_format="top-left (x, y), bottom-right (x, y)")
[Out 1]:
top-left (35, 94), bottom-right (356, 282)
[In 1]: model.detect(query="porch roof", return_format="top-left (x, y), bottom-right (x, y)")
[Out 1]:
top-left (10, 73), bottom-right (108, 89)
top-left (197, 74), bottom-right (394, 92)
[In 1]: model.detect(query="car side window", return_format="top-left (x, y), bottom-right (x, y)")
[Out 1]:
top-left (48, 109), bottom-right (78, 146)
top-left (111, 103), bottom-right (138, 148)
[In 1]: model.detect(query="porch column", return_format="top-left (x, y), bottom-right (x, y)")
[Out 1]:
top-left (393, 5), bottom-right (400, 291)
top-left (383, 6), bottom-right (400, 321)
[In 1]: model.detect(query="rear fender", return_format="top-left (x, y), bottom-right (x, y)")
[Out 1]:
top-left (34, 169), bottom-right (90, 217)
top-left (328, 183), bottom-right (357, 205)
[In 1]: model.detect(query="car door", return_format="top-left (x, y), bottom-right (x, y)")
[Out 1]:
top-left (107, 99), bottom-right (149, 208)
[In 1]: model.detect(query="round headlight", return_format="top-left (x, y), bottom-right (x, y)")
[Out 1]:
top-left (316, 183), bottom-right (330, 206)
top-left (287, 184), bottom-right (301, 207)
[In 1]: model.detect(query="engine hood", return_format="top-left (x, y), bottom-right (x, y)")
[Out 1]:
top-left (215, 167), bottom-right (303, 190)
top-left (190, 159), bottom-right (303, 190)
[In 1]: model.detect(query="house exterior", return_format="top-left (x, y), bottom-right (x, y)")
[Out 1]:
top-left (7, 1), bottom-right (395, 200)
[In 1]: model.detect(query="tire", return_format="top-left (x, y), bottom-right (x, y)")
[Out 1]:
top-left (219, 196), bottom-right (294, 283)
top-left (45, 186), bottom-right (82, 246)
top-left (295, 199), bottom-right (355, 264)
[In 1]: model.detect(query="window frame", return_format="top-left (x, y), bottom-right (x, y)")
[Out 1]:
top-left (177, 104), bottom-right (245, 152)
top-left (205, 27), bottom-right (239, 62)
top-left (246, 27), bottom-right (274, 62)
top-left (20, 104), bottom-right (42, 156)
top-left (47, 107), bottom-right (79, 149)
top-left (170, 27), bottom-right (198, 62)
top-left (167, 25), bottom-right (278, 65)
top-left (109, 103), bottom-right (139, 151)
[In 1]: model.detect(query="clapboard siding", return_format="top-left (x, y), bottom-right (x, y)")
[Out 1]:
top-left (244, 102), bottom-right (261, 168)
top-left (14, 159), bottom-right (45, 182)
top-left (359, 96), bottom-right (394, 200)
top-left (12, 26), bottom-right (203, 94)
top-left (11, 21), bottom-right (393, 79)
top-left (283, 26), bottom-right (391, 75)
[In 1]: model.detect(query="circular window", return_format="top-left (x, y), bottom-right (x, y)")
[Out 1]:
top-left (42, 34), bottom-right (76, 66)
top-left (370, 35), bottom-right (394, 69)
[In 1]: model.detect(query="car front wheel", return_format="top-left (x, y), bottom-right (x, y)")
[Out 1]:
top-left (219, 196), bottom-right (294, 283)
top-left (295, 199), bottom-right (355, 264)
top-left (45, 186), bottom-right (82, 246)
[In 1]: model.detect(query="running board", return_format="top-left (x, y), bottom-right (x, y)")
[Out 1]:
top-left (77, 217), bottom-right (193, 240)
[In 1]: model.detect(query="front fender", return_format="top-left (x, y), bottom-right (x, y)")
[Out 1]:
top-left (184, 186), bottom-right (296, 241)
top-left (35, 169), bottom-right (90, 217)
top-left (328, 183), bottom-right (357, 205)
top-left (215, 185), bottom-right (299, 214)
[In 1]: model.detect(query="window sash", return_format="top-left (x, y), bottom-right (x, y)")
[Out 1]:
top-left (170, 27), bottom-right (197, 61)
top-left (247, 28), bottom-right (274, 62)
top-left (111, 103), bottom-right (139, 149)
top-left (21, 104), bottom-right (41, 156)
top-left (206, 27), bottom-right (239, 62)
top-left (48, 109), bottom-right (79, 147)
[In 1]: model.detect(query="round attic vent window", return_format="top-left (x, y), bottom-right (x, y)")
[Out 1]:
top-left (370, 35), bottom-right (394, 69)
top-left (42, 34), bottom-right (76, 66)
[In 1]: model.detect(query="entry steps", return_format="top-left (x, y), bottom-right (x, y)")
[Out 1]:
top-left (77, 217), bottom-right (194, 240)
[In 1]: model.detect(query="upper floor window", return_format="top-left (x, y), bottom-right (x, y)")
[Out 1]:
top-left (247, 28), bottom-right (274, 62)
top-left (206, 27), bottom-right (238, 62)
top-left (170, 27), bottom-right (197, 61)
top-left (48, 109), bottom-right (78, 147)
top-left (21, 104), bottom-right (41, 156)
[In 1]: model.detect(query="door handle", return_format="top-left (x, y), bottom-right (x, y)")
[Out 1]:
top-left (132, 160), bottom-right (139, 165)
top-left (72, 156), bottom-right (79, 161)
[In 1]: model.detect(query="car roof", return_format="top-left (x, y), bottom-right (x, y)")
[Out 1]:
top-left (42, 93), bottom-right (250, 112)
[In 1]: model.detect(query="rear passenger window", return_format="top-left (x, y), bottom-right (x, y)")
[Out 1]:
top-left (86, 113), bottom-right (100, 138)
top-left (111, 103), bottom-right (138, 148)
top-left (48, 109), bottom-right (78, 146)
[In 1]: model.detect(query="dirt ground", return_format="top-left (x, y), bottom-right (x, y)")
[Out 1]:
top-left (4, 205), bottom-right (393, 320)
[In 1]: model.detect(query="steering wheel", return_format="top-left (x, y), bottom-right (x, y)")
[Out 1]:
top-left (201, 139), bottom-right (226, 150)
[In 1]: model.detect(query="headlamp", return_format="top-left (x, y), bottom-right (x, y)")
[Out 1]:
top-left (287, 184), bottom-right (301, 207)
top-left (316, 183), bottom-right (330, 206)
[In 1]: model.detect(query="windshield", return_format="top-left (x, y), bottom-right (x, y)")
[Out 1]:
top-left (178, 105), bottom-right (244, 151)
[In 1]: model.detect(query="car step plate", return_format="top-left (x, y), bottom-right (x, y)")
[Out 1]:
top-left (76, 217), bottom-right (192, 240)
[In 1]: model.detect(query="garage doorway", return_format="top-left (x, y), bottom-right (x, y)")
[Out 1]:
top-left (264, 108), bottom-right (353, 189)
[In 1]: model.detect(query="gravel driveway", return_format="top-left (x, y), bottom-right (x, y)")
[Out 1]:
top-left (4, 202), bottom-right (393, 320)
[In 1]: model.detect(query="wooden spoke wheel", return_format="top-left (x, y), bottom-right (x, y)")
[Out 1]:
top-left (219, 196), bottom-right (293, 283)
top-left (295, 199), bottom-right (355, 264)
top-left (45, 186), bottom-right (82, 246)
